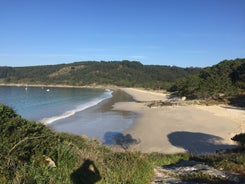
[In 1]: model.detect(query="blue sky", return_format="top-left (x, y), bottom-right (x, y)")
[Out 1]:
top-left (0, 0), bottom-right (244, 67)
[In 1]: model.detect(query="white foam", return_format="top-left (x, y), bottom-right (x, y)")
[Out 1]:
top-left (41, 89), bottom-right (113, 125)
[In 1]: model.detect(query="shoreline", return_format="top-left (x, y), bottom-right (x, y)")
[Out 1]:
top-left (113, 88), bottom-right (245, 154)
top-left (0, 85), bottom-right (138, 143)
top-left (1, 84), bottom-right (244, 154)
top-left (48, 88), bottom-right (137, 142)
top-left (0, 83), bottom-right (118, 90)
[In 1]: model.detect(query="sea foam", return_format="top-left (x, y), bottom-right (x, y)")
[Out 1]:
top-left (41, 89), bottom-right (113, 125)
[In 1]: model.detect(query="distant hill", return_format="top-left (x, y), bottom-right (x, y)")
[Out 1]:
top-left (168, 58), bottom-right (245, 106)
top-left (0, 60), bottom-right (201, 89)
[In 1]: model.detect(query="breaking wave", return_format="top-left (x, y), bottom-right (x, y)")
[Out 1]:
top-left (41, 89), bottom-right (113, 125)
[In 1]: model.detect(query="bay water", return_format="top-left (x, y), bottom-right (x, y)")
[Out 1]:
top-left (0, 86), bottom-right (135, 142)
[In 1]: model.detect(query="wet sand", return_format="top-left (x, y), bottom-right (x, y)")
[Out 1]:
top-left (113, 88), bottom-right (245, 154)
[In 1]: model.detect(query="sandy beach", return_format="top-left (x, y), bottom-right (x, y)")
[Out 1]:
top-left (113, 88), bottom-right (245, 154)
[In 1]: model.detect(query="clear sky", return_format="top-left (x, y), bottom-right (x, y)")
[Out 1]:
top-left (0, 0), bottom-right (244, 67)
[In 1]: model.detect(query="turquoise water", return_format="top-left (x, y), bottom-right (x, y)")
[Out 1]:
top-left (0, 86), bottom-right (135, 142)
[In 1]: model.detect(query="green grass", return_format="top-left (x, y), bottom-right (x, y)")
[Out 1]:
top-left (192, 152), bottom-right (245, 175)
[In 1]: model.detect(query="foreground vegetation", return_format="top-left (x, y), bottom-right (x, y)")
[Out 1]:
top-left (0, 104), bottom-right (189, 183)
top-left (0, 104), bottom-right (244, 183)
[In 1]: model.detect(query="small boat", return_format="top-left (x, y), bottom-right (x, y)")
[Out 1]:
top-left (46, 89), bottom-right (50, 92)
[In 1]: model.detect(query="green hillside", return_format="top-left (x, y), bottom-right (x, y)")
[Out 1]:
top-left (168, 58), bottom-right (245, 105)
top-left (0, 60), bottom-right (201, 89)
top-left (1, 58), bottom-right (244, 105)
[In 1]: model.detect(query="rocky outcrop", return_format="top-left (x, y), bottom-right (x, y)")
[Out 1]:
top-left (152, 160), bottom-right (244, 184)
top-left (146, 98), bottom-right (186, 108)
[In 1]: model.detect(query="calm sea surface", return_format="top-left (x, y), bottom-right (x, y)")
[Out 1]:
top-left (0, 86), bottom-right (135, 142)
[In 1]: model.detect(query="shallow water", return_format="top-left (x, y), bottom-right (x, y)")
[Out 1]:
top-left (0, 86), bottom-right (136, 142)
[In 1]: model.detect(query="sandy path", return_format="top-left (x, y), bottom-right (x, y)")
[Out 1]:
top-left (113, 88), bottom-right (244, 154)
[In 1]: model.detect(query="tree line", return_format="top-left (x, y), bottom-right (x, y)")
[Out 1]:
top-left (168, 58), bottom-right (245, 106)
top-left (0, 60), bottom-right (201, 89)
top-left (0, 59), bottom-right (244, 104)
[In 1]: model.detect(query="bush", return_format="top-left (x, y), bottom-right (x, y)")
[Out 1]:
top-left (232, 133), bottom-right (245, 148)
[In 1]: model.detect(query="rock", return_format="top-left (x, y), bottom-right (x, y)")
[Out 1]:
top-left (81, 134), bottom-right (88, 140)
top-left (89, 164), bottom-right (95, 172)
top-left (147, 101), bottom-right (172, 108)
top-left (43, 156), bottom-right (56, 168)
top-left (152, 160), bottom-right (244, 184)
top-left (152, 167), bottom-right (195, 184)
top-left (181, 96), bottom-right (187, 101)
top-left (218, 93), bottom-right (225, 97)
top-left (146, 99), bottom-right (184, 108)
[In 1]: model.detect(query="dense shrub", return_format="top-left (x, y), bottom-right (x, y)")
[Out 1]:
top-left (232, 133), bottom-right (245, 148)
top-left (169, 59), bottom-right (245, 100)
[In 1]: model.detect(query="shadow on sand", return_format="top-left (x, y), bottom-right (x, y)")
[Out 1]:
top-left (168, 131), bottom-right (237, 155)
top-left (220, 105), bottom-right (245, 110)
top-left (228, 95), bottom-right (245, 108)
top-left (104, 131), bottom-right (140, 150)
top-left (70, 159), bottom-right (101, 184)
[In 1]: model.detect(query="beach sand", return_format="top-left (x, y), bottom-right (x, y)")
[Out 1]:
top-left (113, 88), bottom-right (245, 154)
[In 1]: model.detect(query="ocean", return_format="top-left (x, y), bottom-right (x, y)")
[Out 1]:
top-left (0, 86), bottom-right (136, 142)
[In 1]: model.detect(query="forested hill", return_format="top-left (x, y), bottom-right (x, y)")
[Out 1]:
top-left (0, 61), bottom-right (201, 89)
top-left (169, 58), bottom-right (245, 104)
